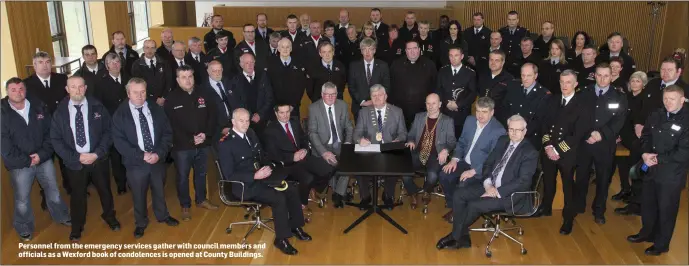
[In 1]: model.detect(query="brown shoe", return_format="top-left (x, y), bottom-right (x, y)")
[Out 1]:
top-left (442, 210), bottom-right (453, 223)
top-left (197, 200), bottom-right (219, 210)
top-left (422, 192), bottom-right (431, 205)
top-left (409, 194), bottom-right (418, 210)
top-left (181, 208), bottom-right (191, 221)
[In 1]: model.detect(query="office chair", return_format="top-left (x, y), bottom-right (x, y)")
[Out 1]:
top-left (469, 170), bottom-right (543, 258)
top-left (397, 171), bottom-right (446, 214)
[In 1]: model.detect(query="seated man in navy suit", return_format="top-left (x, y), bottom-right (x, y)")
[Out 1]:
top-left (217, 108), bottom-right (311, 256)
top-left (436, 114), bottom-right (538, 249)
top-left (439, 97), bottom-right (506, 222)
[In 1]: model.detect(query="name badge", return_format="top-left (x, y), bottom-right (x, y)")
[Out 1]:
top-left (173, 105), bottom-right (183, 109)
top-left (671, 124), bottom-right (681, 131)
top-left (608, 103), bottom-right (619, 109)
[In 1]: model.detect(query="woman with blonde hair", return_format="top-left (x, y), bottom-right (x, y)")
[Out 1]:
top-left (359, 21), bottom-right (377, 42)
top-left (538, 39), bottom-right (569, 94)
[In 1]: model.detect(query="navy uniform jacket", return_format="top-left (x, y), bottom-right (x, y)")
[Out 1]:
top-left (234, 40), bottom-right (271, 74)
top-left (1, 97), bottom-right (53, 170)
top-left (228, 70), bottom-right (274, 120)
top-left (184, 51), bottom-right (207, 85)
top-left (578, 85), bottom-right (629, 155)
top-left (540, 91), bottom-right (594, 164)
top-left (266, 56), bottom-right (312, 110)
top-left (637, 78), bottom-right (689, 126)
top-left (50, 97), bottom-right (112, 170)
top-left (111, 101), bottom-right (172, 169)
top-left (73, 61), bottom-right (108, 96)
top-left (24, 73), bottom-right (68, 114)
top-left (478, 70), bottom-right (515, 125)
top-left (156, 44), bottom-right (175, 63)
top-left (205, 47), bottom-right (237, 77)
top-left (538, 59), bottom-right (570, 96)
top-left (101, 45), bottom-right (140, 76)
top-left (94, 73), bottom-right (130, 115)
top-left (307, 59), bottom-right (347, 102)
top-left (204, 29), bottom-right (237, 53)
top-left (596, 51), bottom-right (637, 81)
top-left (463, 26), bottom-right (492, 62)
top-left (216, 128), bottom-right (266, 198)
top-left (504, 82), bottom-right (550, 148)
top-left (437, 64), bottom-right (477, 128)
top-left (641, 106), bottom-right (689, 186)
top-left (200, 77), bottom-right (241, 143)
top-left (130, 55), bottom-right (174, 100)
top-left (498, 26), bottom-right (530, 59)
top-left (255, 27), bottom-right (274, 44)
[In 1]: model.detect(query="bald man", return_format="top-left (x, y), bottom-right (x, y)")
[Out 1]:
top-left (156, 28), bottom-right (175, 63)
top-left (266, 38), bottom-right (312, 119)
top-left (229, 53), bottom-right (274, 135)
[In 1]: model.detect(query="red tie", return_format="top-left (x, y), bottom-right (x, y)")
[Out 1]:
top-left (285, 123), bottom-right (296, 147)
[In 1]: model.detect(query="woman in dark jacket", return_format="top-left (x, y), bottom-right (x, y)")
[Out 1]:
top-left (437, 20), bottom-right (469, 68)
top-left (377, 24), bottom-right (406, 66)
top-left (538, 39), bottom-right (569, 95)
top-left (565, 31), bottom-right (591, 71)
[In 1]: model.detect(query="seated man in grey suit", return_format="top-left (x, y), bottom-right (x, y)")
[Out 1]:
top-left (403, 93), bottom-right (456, 209)
top-left (436, 115), bottom-right (538, 249)
top-left (307, 82), bottom-right (354, 208)
top-left (439, 97), bottom-right (506, 222)
top-left (354, 84), bottom-right (408, 209)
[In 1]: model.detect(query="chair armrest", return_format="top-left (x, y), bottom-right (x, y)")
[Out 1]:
top-left (218, 180), bottom-right (246, 204)
top-left (510, 191), bottom-right (541, 217)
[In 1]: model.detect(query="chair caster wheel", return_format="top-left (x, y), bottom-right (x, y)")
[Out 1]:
top-left (318, 201), bottom-right (325, 208)
top-left (422, 207), bottom-right (428, 214)
top-left (521, 248), bottom-right (527, 255)
top-left (485, 250), bottom-right (492, 258)
top-left (243, 214), bottom-right (250, 220)
top-left (304, 217), bottom-right (311, 223)
top-left (226, 228), bottom-right (232, 234)
top-left (518, 229), bottom-right (524, 235)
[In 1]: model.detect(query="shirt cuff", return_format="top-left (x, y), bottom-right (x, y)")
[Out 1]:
top-left (546, 145), bottom-right (559, 156)
top-left (483, 178), bottom-right (492, 188)
top-left (452, 157), bottom-right (460, 162)
top-left (360, 100), bottom-right (366, 105)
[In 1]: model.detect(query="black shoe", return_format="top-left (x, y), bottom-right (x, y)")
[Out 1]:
top-left (594, 215), bottom-right (606, 225)
top-left (19, 234), bottom-right (32, 242)
top-left (160, 217), bottom-right (180, 226)
top-left (358, 197), bottom-right (371, 210)
top-left (436, 234), bottom-right (459, 249)
top-left (107, 219), bottom-right (121, 232)
top-left (117, 187), bottom-right (127, 195)
top-left (627, 234), bottom-right (652, 243)
top-left (134, 227), bottom-right (145, 239)
top-left (332, 194), bottom-right (344, 208)
top-left (644, 245), bottom-right (668, 256)
top-left (611, 190), bottom-right (631, 201)
top-left (534, 208), bottom-right (552, 217)
top-left (69, 232), bottom-right (81, 242)
top-left (291, 227), bottom-right (312, 241)
top-left (60, 220), bottom-right (72, 227)
top-left (382, 195), bottom-right (394, 210)
top-left (615, 205), bottom-right (641, 216)
top-left (274, 238), bottom-right (298, 255)
top-left (559, 219), bottom-right (573, 235)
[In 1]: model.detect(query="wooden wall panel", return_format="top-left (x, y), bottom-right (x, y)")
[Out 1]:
top-left (161, 1), bottom-right (196, 27)
top-left (448, 1), bottom-right (666, 73)
top-left (659, 1), bottom-right (689, 81)
top-left (104, 1), bottom-right (132, 46)
top-left (6, 1), bottom-right (54, 78)
top-left (212, 6), bottom-right (453, 29)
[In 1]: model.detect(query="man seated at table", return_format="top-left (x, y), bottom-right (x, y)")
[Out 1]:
top-left (439, 97), bottom-right (506, 223)
top-left (217, 108), bottom-right (311, 256)
top-left (354, 84), bottom-right (408, 209)
top-left (436, 115), bottom-right (538, 249)
top-left (402, 93), bottom-right (456, 209)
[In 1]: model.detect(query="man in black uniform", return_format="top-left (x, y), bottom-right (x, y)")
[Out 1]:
top-left (533, 21), bottom-right (555, 59)
top-left (336, 25), bottom-right (361, 71)
top-left (537, 69), bottom-right (594, 236)
top-left (475, 31), bottom-right (506, 75)
top-left (638, 57), bottom-right (688, 128)
top-left (596, 32), bottom-right (636, 81)
top-left (234, 23), bottom-right (271, 72)
top-left (94, 53), bottom-right (130, 194)
top-left (505, 37), bottom-right (540, 77)
top-left (307, 42), bottom-right (346, 102)
top-left (348, 37), bottom-right (391, 117)
top-left (432, 15), bottom-right (451, 43)
top-left (255, 13), bottom-right (274, 44)
top-left (73, 45), bottom-right (107, 96)
top-left (498, 11), bottom-right (529, 60)
top-left (204, 15), bottom-right (236, 52)
top-left (370, 8), bottom-right (390, 51)
top-left (300, 21), bottom-right (328, 64)
top-left (573, 63), bottom-right (628, 224)
top-left (576, 45), bottom-right (598, 87)
top-left (398, 11), bottom-right (419, 43)
top-left (102, 31), bottom-right (139, 76)
top-left (415, 21), bottom-right (436, 64)
top-left (268, 32), bottom-right (282, 58)
top-left (504, 62), bottom-right (550, 148)
top-left (390, 40), bottom-right (438, 128)
top-left (165, 65), bottom-right (219, 221)
top-left (185, 37), bottom-right (207, 85)
top-left (266, 38), bottom-right (312, 119)
top-left (281, 14), bottom-right (308, 58)
top-left (156, 28), bottom-right (175, 63)
top-left (230, 53), bottom-right (274, 135)
top-left (437, 47), bottom-right (477, 137)
top-left (627, 85), bottom-right (689, 256)
top-left (477, 50), bottom-right (514, 126)
top-left (205, 31), bottom-right (237, 78)
top-left (335, 9), bottom-right (350, 47)
top-left (464, 12), bottom-right (492, 68)
top-left (131, 40), bottom-right (174, 107)
top-left (217, 108), bottom-right (311, 255)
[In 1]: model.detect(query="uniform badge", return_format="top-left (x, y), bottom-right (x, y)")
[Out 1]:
top-left (37, 113), bottom-right (44, 120)
top-left (375, 132), bottom-right (383, 142)
top-left (396, 48), bottom-right (402, 55)
top-left (198, 97), bottom-right (206, 108)
top-left (94, 112), bottom-right (101, 119)
top-left (159, 67), bottom-right (164, 73)
top-left (608, 103), bottom-right (619, 109)
top-left (481, 35), bottom-right (486, 40)
top-left (334, 67), bottom-right (340, 71)
top-left (428, 44), bottom-right (433, 52)
top-left (292, 66), bottom-right (298, 70)
top-left (173, 105), bottom-right (183, 109)
top-left (671, 124), bottom-right (681, 131)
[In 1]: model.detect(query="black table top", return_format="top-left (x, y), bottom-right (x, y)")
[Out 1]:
top-left (335, 143), bottom-right (415, 176)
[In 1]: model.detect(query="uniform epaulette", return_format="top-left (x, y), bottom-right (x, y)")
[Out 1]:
top-left (558, 141), bottom-right (571, 152)
top-left (440, 65), bottom-right (450, 69)
top-left (467, 67), bottom-right (475, 72)
top-left (542, 134), bottom-right (551, 144)
top-left (615, 86), bottom-right (626, 94)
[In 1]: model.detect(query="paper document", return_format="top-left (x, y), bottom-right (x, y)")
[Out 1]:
top-left (355, 144), bottom-right (380, 153)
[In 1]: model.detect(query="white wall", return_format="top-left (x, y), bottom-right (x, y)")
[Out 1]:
top-left (195, 0), bottom-right (447, 26)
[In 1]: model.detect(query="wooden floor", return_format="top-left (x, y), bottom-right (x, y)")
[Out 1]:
top-left (1, 163), bottom-right (687, 265)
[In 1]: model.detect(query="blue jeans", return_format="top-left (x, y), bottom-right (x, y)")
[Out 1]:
top-left (9, 159), bottom-right (70, 236)
top-left (402, 153), bottom-right (441, 194)
top-left (172, 147), bottom-right (209, 208)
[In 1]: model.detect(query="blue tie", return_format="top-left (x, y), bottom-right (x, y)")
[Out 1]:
top-left (74, 105), bottom-right (87, 148)
top-left (137, 107), bottom-right (154, 152)
top-left (598, 89), bottom-right (603, 97)
top-left (377, 110), bottom-right (383, 132)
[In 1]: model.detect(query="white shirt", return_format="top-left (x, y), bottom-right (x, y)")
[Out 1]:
top-left (474, 26), bottom-right (483, 34)
top-left (86, 64), bottom-right (99, 74)
top-left (289, 31), bottom-right (298, 41)
top-left (451, 64), bottom-right (462, 74)
top-left (129, 101), bottom-right (156, 152)
top-left (372, 22), bottom-right (381, 30)
top-left (69, 99), bottom-right (91, 153)
top-left (311, 36), bottom-right (321, 48)
top-left (176, 58), bottom-right (185, 67)
top-left (38, 75), bottom-right (51, 88)
top-left (9, 99), bottom-right (30, 125)
top-left (271, 47), bottom-right (278, 55)
top-left (489, 46), bottom-right (500, 52)
top-left (209, 77), bottom-right (230, 116)
top-left (243, 71), bottom-right (254, 83)
top-left (146, 57), bottom-right (157, 67)
top-left (281, 56), bottom-right (292, 66)
top-left (246, 41), bottom-right (256, 54)
top-left (233, 128), bottom-right (251, 146)
top-left (484, 140), bottom-right (522, 196)
top-left (662, 78), bottom-right (678, 87)
top-left (463, 119), bottom-right (488, 165)
top-left (324, 102), bottom-right (339, 144)
top-left (562, 93), bottom-right (575, 106)
top-left (322, 60), bottom-right (333, 70)
top-left (190, 52), bottom-right (201, 62)
top-left (339, 23), bottom-right (349, 29)
top-left (110, 74), bottom-right (122, 84)
top-left (610, 52), bottom-right (620, 58)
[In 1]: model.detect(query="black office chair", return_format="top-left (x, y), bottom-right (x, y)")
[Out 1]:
top-left (469, 170), bottom-right (543, 258)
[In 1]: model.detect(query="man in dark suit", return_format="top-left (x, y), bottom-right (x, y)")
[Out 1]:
top-left (637, 57), bottom-right (687, 128)
top-left (229, 53), bottom-right (274, 135)
top-left (478, 50), bottom-right (515, 126)
top-left (532, 21), bottom-right (555, 59)
top-left (398, 11), bottom-right (419, 43)
top-left (370, 8), bottom-right (389, 48)
top-left (537, 70), bottom-right (594, 235)
top-left (436, 115), bottom-right (538, 249)
top-left (235, 24), bottom-right (271, 74)
top-left (102, 31), bottom-right (139, 76)
top-left (504, 63), bottom-right (550, 149)
top-left (111, 78), bottom-right (180, 238)
top-left (437, 47), bottom-right (477, 137)
top-left (464, 12), bottom-right (492, 69)
top-left (506, 37), bottom-right (541, 77)
top-left (281, 14), bottom-right (308, 58)
top-left (73, 45), bottom-right (107, 96)
top-left (217, 108), bottom-right (312, 255)
top-left (205, 31), bottom-right (237, 78)
top-left (475, 32), bottom-right (507, 75)
top-left (300, 21), bottom-right (328, 64)
top-left (336, 26), bottom-right (361, 72)
top-left (131, 40), bottom-right (174, 107)
top-left (268, 32), bottom-right (281, 58)
top-left (204, 15), bottom-right (236, 53)
top-left (498, 11), bottom-right (530, 60)
top-left (185, 37), bottom-right (207, 85)
top-left (156, 28), bottom-right (175, 63)
top-left (266, 38), bottom-right (311, 119)
top-left (50, 76), bottom-right (120, 242)
top-left (390, 40), bottom-right (438, 128)
top-left (170, 42), bottom-right (189, 74)
top-left (439, 97), bottom-right (506, 222)
top-left (255, 13), bottom-right (274, 44)
top-left (94, 53), bottom-right (130, 194)
top-left (307, 42), bottom-right (347, 102)
top-left (203, 60), bottom-right (241, 143)
top-left (596, 32), bottom-right (636, 81)
top-left (348, 37), bottom-right (391, 117)
top-left (335, 9), bottom-right (350, 47)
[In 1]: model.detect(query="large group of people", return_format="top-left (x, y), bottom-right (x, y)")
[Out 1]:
top-left (2, 7), bottom-right (688, 258)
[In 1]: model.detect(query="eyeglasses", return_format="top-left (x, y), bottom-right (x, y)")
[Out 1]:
top-left (508, 128), bottom-right (525, 133)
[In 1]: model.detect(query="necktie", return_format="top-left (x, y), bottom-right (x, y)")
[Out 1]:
top-left (284, 61), bottom-right (288, 67)
top-left (150, 60), bottom-right (156, 70)
top-left (247, 75), bottom-right (253, 84)
top-left (273, 48), bottom-right (277, 56)
top-left (561, 98), bottom-right (566, 107)
top-left (328, 107), bottom-right (339, 143)
top-left (551, 60), bottom-right (556, 66)
top-left (243, 134), bottom-right (251, 147)
top-left (43, 80), bottom-right (49, 89)
top-left (262, 31), bottom-right (266, 39)
top-left (475, 28), bottom-right (479, 35)
top-left (668, 112), bottom-right (676, 120)
top-left (285, 123), bottom-right (297, 147)
top-left (74, 105), bottom-right (87, 148)
top-left (118, 51), bottom-right (125, 64)
top-left (326, 64), bottom-right (331, 72)
top-left (491, 144), bottom-right (515, 186)
top-left (375, 25), bottom-right (378, 31)
top-left (510, 29), bottom-right (515, 35)
top-left (598, 89), bottom-right (603, 97)
top-left (453, 68), bottom-right (458, 75)
top-left (524, 87), bottom-right (528, 96)
top-left (179, 60), bottom-right (184, 67)
top-left (216, 82), bottom-right (230, 115)
top-left (377, 110), bottom-right (383, 132)
top-left (194, 55), bottom-right (199, 62)
top-left (115, 77), bottom-right (119, 84)
top-left (136, 107), bottom-right (154, 152)
top-left (366, 63), bottom-right (372, 85)
top-left (661, 83), bottom-right (667, 89)
top-left (92, 70), bottom-right (97, 75)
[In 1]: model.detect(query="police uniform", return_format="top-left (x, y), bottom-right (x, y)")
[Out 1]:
top-left (437, 64), bottom-right (477, 137)
top-left (437, 37), bottom-right (470, 69)
top-left (538, 59), bottom-right (569, 96)
top-left (504, 81), bottom-right (551, 149)
top-left (463, 26), bottom-right (492, 66)
top-left (573, 85), bottom-right (628, 220)
top-left (638, 78), bottom-right (689, 126)
top-left (477, 69), bottom-right (514, 125)
top-left (475, 47), bottom-right (507, 75)
top-left (498, 26), bottom-right (530, 59)
top-left (265, 56), bottom-right (312, 119)
top-left (130, 55), bottom-right (174, 101)
top-left (635, 105), bottom-right (689, 253)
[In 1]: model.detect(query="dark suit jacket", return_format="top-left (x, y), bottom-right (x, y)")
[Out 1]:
top-left (111, 101), bottom-right (172, 169)
top-left (204, 28), bottom-right (237, 53)
top-left (216, 128), bottom-right (265, 198)
top-left (307, 59), bottom-right (347, 102)
top-left (407, 112), bottom-right (456, 155)
top-left (480, 135), bottom-right (539, 213)
top-left (156, 44), bottom-right (175, 63)
top-left (101, 45), bottom-right (139, 76)
top-left (130, 55), bottom-right (174, 99)
top-left (228, 70), bottom-right (274, 119)
top-left (374, 22), bottom-right (390, 47)
top-left (348, 59), bottom-right (391, 114)
top-left (50, 97), bottom-right (112, 170)
top-left (24, 73), bottom-right (68, 114)
top-left (280, 30), bottom-right (309, 57)
top-left (478, 70), bottom-right (515, 124)
top-left (73, 61), bottom-right (107, 96)
top-left (184, 51), bottom-right (207, 85)
top-left (300, 35), bottom-right (329, 64)
top-left (263, 118), bottom-right (309, 164)
top-left (538, 59), bottom-right (569, 96)
top-left (255, 27), bottom-right (274, 44)
top-left (201, 77), bottom-right (241, 142)
top-left (437, 64), bottom-right (477, 127)
top-left (94, 73), bottom-right (130, 115)
top-left (234, 40), bottom-right (271, 73)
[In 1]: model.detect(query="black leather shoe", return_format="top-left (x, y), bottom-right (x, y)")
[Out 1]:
top-left (332, 194), bottom-right (344, 208)
top-left (274, 238), bottom-right (298, 255)
top-left (559, 219), bottom-right (573, 235)
top-left (594, 215), bottom-right (606, 225)
top-left (291, 227), bottom-right (312, 241)
top-left (19, 234), bottom-right (32, 242)
top-left (611, 190), bottom-right (631, 201)
top-left (117, 187), bottom-right (127, 195)
top-left (359, 197), bottom-right (371, 210)
top-left (382, 196), bottom-right (394, 210)
top-left (534, 208), bottom-right (552, 217)
top-left (627, 234), bottom-right (651, 243)
top-left (134, 227), bottom-right (145, 239)
top-left (644, 245), bottom-right (667, 256)
top-left (107, 220), bottom-right (121, 232)
top-left (69, 232), bottom-right (81, 242)
top-left (160, 217), bottom-right (180, 226)
top-left (615, 205), bottom-right (641, 216)
top-left (436, 234), bottom-right (460, 249)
